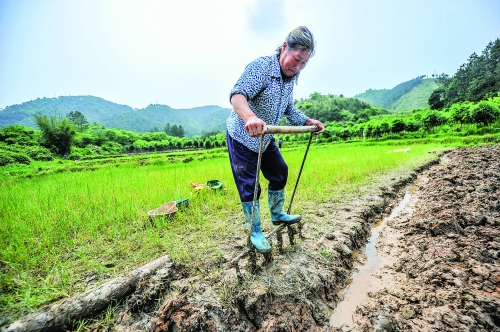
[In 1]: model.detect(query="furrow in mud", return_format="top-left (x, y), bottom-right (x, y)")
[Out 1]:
top-left (352, 145), bottom-right (500, 332)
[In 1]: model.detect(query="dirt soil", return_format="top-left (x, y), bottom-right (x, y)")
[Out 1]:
top-left (352, 145), bottom-right (500, 332)
top-left (4, 145), bottom-right (499, 332)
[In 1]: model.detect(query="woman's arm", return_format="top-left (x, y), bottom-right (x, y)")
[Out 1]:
top-left (231, 94), bottom-right (267, 137)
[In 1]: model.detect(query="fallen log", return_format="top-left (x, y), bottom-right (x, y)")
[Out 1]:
top-left (1, 255), bottom-right (172, 332)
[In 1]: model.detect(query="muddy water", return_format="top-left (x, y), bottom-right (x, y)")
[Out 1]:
top-left (329, 192), bottom-right (412, 329)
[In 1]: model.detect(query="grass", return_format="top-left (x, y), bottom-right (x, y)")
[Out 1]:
top-left (0, 140), bottom-right (457, 323)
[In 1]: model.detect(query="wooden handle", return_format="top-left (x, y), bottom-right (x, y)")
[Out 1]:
top-left (265, 125), bottom-right (318, 134)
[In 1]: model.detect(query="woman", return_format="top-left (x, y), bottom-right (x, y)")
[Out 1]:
top-left (227, 26), bottom-right (324, 253)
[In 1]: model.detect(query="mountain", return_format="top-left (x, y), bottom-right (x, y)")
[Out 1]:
top-left (0, 96), bottom-right (231, 136)
top-left (354, 76), bottom-right (439, 111)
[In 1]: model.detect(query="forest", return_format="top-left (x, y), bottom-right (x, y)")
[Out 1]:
top-left (429, 38), bottom-right (500, 109)
top-left (1, 39), bottom-right (499, 168)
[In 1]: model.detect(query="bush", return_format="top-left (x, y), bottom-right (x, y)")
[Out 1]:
top-left (0, 125), bottom-right (39, 146)
top-left (470, 101), bottom-right (500, 126)
top-left (0, 150), bottom-right (31, 166)
top-left (24, 146), bottom-right (53, 161)
top-left (0, 153), bottom-right (14, 166)
top-left (100, 141), bottom-right (123, 154)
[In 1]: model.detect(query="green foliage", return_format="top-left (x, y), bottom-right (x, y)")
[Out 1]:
top-left (164, 123), bottom-right (186, 137)
top-left (353, 89), bottom-right (388, 107)
top-left (0, 96), bottom-right (133, 128)
top-left (470, 100), bottom-right (500, 126)
top-left (449, 98), bottom-right (500, 127)
top-left (34, 114), bottom-right (77, 155)
top-left (428, 87), bottom-right (445, 110)
top-left (0, 126), bottom-right (53, 162)
top-left (295, 92), bottom-right (384, 123)
top-left (449, 101), bottom-right (473, 125)
top-left (200, 130), bottom-right (222, 139)
top-left (66, 111), bottom-right (89, 131)
top-left (391, 79), bottom-right (440, 111)
top-left (379, 75), bottom-right (426, 108)
top-left (2, 93), bottom-right (500, 164)
top-left (390, 119), bottom-right (405, 134)
top-left (0, 125), bottom-right (39, 146)
top-left (421, 110), bottom-right (449, 132)
top-left (24, 146), bottom-right (53, 161)
top-left (405, 120), bottom-right (421, 132)
top-left (433, 38), bottom-right (500, 108)
top-left (0, 149), bottom-right (31, 166)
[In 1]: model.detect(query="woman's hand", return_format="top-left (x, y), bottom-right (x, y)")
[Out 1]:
top-left (304, 118), bottom-right (325, 135)
top-left (231, 94), bottom-right (267, 137)
top-left (244, 115), bottom-right (267, 137)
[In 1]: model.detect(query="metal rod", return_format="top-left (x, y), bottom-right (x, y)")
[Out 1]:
top-left (287, 132), bottom-right (314, 214)
top-left (248, 134), bottom-right (266, 251)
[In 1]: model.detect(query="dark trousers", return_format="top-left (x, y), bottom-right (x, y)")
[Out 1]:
top-left (227, 132), bottom-right (288, 202)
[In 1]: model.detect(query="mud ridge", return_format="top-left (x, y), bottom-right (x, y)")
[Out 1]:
top-left (352, 145), bottom-right (500, 331)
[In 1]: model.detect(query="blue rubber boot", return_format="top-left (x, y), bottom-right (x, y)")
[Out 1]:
top-left (242, 201), bottom-right (272, 253)
top-left (268, 189), bottom-right (301, 226)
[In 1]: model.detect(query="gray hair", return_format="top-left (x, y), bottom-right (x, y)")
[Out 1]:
top-left (275, 26), bottom-right (316, 58)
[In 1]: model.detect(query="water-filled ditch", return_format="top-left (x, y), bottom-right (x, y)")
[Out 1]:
top-left (329, 191), bottom-right (413, 329)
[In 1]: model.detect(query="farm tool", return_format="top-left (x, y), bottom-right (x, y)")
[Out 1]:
top-left (231, 125), bottom-right (318, 283)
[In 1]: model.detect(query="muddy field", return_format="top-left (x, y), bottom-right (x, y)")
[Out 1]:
top-left (352, 145), bottom-right (500, 331)
top-left (3, 145), bottom-right (499, 332)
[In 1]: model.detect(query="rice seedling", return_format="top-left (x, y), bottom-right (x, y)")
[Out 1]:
top-left (0, 141), bottom-right (451, 321)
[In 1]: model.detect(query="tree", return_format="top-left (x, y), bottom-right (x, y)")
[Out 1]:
top-left (421, 110), bottom-right (448, 133)
top-left (171, 125), bottom-right (180, 137)
top-left (34, 114), bottom-right (76, 155)
top-left (390, 119), bottom-right (405, 134)
top-left (164, 123), bottom-right (185, 138)
top-left (405, 120), bottom-right (421, 132)
top-left (450, 102), bottom-right (472, 125)
top-left (436, 39), bottom-right (500, 107)
top-left (176, 125), bottom-right (186, 138)
top-left (164, 123), bottom-right (172, 136)
top-left (66, 111), bottom-right (88, 131)
top-left (469, 101), bottom-right (500, 126)
top-left (382, 122), bottom-right (392, 135)
top-left (428, 87), bottom-right (445, 110)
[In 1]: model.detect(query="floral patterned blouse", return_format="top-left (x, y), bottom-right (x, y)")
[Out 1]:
top-left (227, 54), bottom-right (309, 153)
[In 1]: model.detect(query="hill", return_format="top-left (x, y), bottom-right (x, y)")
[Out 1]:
top-left (0, 96), bottom-right (231, 136)
top-left (390, 78), bottom-right (440, 111)
top-left (296, 92), bottom-right (387, 124)
top-left (354, 77), bottom-right (439, 110)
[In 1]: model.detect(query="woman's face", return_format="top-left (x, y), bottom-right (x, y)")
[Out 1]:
top-left (279, 43), bottom-right (311, 78)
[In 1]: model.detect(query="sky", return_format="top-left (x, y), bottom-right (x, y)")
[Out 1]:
top-left (1, 0), bottom-right (499, 110)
